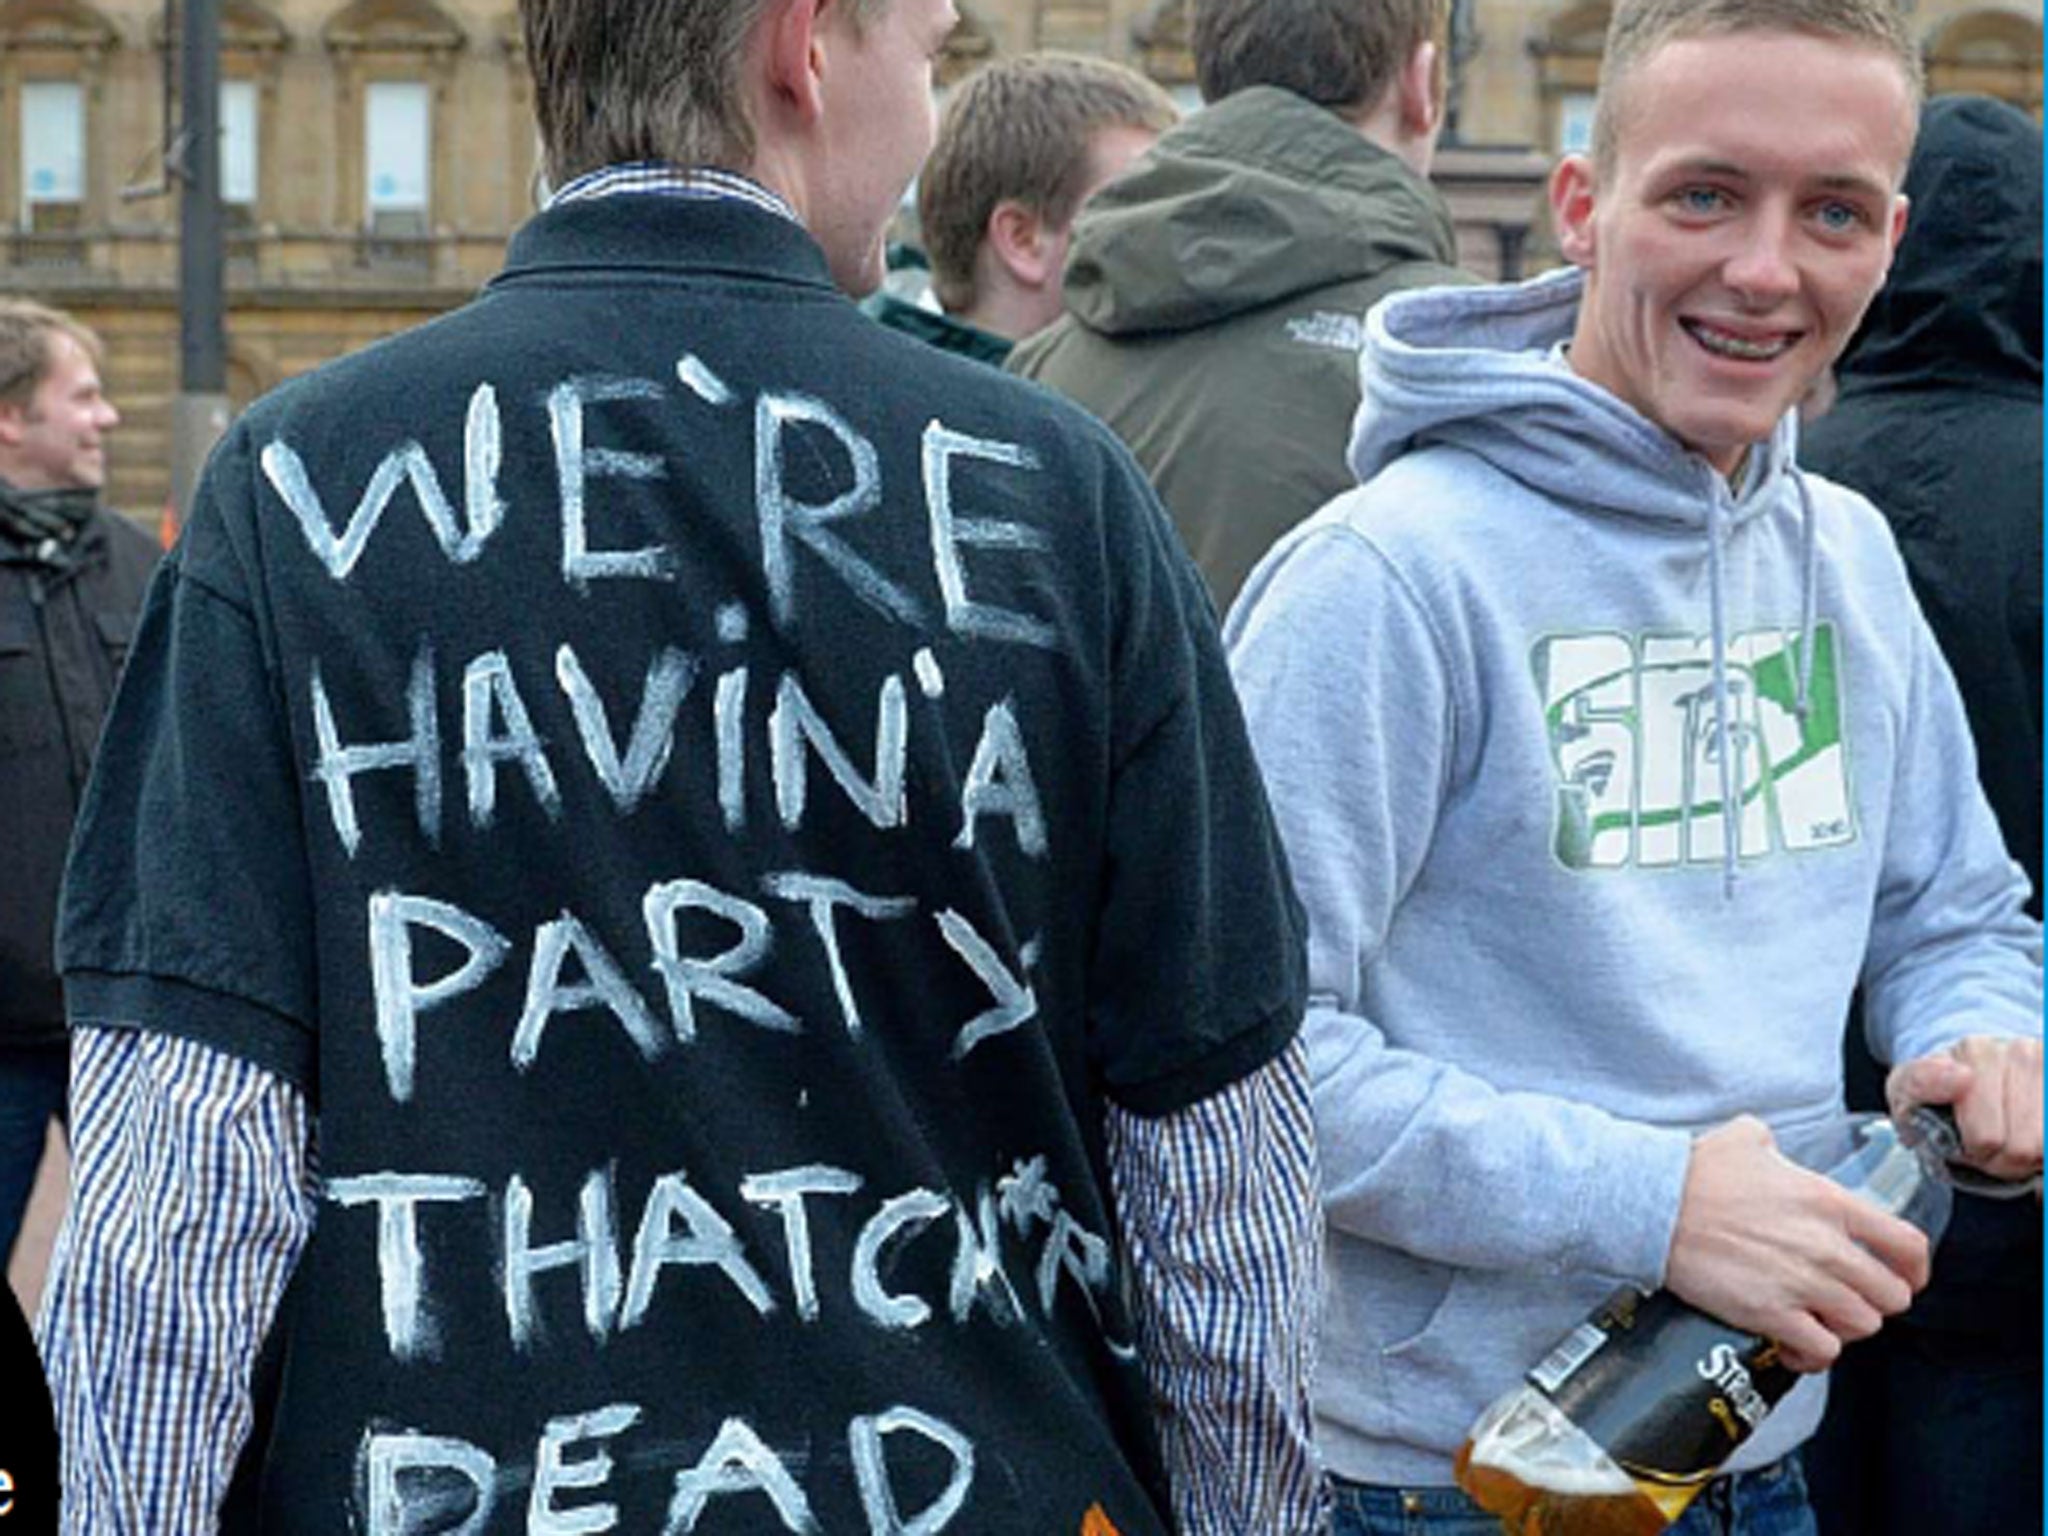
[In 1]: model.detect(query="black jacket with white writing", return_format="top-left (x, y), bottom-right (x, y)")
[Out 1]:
top-left (59, 192), bottom-right (1305, 1533)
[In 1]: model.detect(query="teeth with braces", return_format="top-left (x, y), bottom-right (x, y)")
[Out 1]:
top-left (1688, 323), bottom-right (1791, 361)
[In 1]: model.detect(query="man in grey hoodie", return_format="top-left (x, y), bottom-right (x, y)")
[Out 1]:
top-left (1226, 1), bottom-right (2044, 1533)
top-left (1007, 0), bottom-right (1468, 608)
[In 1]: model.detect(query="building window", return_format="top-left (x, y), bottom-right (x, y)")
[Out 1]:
top-left (1531, 2), bottom-right (1609, 161)
top-left (364, 79), bottom-right (431, 236)
top-left (20, 79), bottom-right (83, 230)
top-left (1557, 91), bottom-right (1596, 156)
top-left (322, 0), bottom-right (465, 271)
top-left (2, 0), bottom-right (117, 267)
top-left (221, 78), bottom-right (258, 212)
top-left (142, 2), bottom-right (287, 245)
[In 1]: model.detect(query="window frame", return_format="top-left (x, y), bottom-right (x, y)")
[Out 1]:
top-left (0, 0), bottom-right (116, 249)
top-left (361, 76), bottom-right (433, 236)
top-left (19, 77), bottom-right (86, 227)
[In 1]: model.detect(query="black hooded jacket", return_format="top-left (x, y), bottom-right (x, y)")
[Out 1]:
top-left (1802, 94), bottom-right (2043, 913)
top-left (0, 499), bottom-right (158, 1040)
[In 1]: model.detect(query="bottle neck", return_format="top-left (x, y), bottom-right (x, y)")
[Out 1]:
top-left (1828, 1114), bottom-right (1953, 1246)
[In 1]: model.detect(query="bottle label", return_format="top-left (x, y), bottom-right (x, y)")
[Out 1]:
top-left (1527, 1287), bottom-right (1799, 1505)
top-left (1530, 1321), bottom-right (1608, 1395)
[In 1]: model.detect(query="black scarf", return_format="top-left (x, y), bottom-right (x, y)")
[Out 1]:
top-left (0, 479), bottom-right (97, 568)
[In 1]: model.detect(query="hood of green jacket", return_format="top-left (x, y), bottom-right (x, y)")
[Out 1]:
top-left (1060, 86), bottom-right (1460, 338)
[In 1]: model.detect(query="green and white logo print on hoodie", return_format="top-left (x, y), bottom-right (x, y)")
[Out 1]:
top-left (1536, 622), bottom-right (1853, 872)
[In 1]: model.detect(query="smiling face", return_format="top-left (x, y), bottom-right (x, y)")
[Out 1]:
top-left (808, 0), bottom-right (958, 296)
top-left (1552, 29), bottom-right (1915, 473)
top-left (0, 331), bottom-right (119, 492)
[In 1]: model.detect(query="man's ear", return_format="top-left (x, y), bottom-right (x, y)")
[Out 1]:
top-left (985, 200), bottom-right (1056, 288)
top-left (1396, 38), bottom-right (1441, 139)
top-left (1550, 153), bottom-right (1599, 267)
top-left (0, 403), bottom-right (24, 450)
top-left (762, 0), bottom-right (829, 123)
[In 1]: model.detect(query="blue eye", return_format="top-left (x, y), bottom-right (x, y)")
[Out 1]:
top-left (1814, 201), bottom-right (1865, 233)
top-left (1675, 187), bottom-right (1728, 215)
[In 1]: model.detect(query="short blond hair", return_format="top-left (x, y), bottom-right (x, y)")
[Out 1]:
top-left (919, 53), bottom-right (1176, 313)
top-left (1592, 0), bottom-right (1922, 175)
top-left (0, 299), bottom-right (101, 411)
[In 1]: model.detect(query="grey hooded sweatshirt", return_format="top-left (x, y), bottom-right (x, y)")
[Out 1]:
top-left (1008, 86), bottom-right (1467, 607)
top-left (1226, 267), bottom-right (2042, 1487)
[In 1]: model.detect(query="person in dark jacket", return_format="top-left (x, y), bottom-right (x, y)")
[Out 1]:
top-left (1009, 0), bottom-right (1471, 607)
top-left (0, 299), bottom-right (154, 1267)
top-left (866, 53), bottom-right (1174, 365)
top-left (36, 0), bottom-right (1325, 1530)
top-left (1797, 94), bottom-right (2043, 1536)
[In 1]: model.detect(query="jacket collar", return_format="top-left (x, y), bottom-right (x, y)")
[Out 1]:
top-left (490, 191), bottom-right (839, 295)
top-left (862, 291), bottom-right (1013, 366)
top-left (0, 477), bottom-right (105, 571)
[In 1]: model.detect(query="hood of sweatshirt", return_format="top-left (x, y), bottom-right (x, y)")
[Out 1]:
top-left (1353, 266), bottom-right (1825, 893)
top-left (1058, 86), bottom-right (1459, 337)
top-left (1350, 264), bottom-right (1801, 523)
top-left (1835, 93), bottom-right (2043, 399)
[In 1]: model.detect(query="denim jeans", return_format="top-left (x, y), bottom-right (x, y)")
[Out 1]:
top-left (1331, 1456), bottom-right (1817, 1536)
top-left (0, 1041), bottom-right (69, 1265)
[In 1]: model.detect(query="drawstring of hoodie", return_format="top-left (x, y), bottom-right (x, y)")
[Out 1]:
top-left (1705, 493), bottom-right (1739, 899)
top-left (1706, 466), bottom-right (1821, 900)
top-left (1792, 470), bottom-right (1819, 720)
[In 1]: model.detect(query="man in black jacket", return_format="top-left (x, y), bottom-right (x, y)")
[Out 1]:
top-left (0, 300), bottom-right (154, 1269)
top-left (1798, 94), bottom-right (2043, 1536)
top-left (39, 1), bottom-right (1323, 1530)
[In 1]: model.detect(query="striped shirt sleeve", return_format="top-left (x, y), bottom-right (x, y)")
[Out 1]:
top-left (1105, 1038), bottom-right (1330, 1534)
top-left (35, 1026), bottom-right (314, 1536)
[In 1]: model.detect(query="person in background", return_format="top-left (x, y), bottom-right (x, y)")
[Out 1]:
top-left (867, 52), bottom-right (1175, 365)
top-left (1797, 93), bottom-right (2044, 1536)
top-left (35, 0), bottom-right (1325, 1531)
top-left (0, 300), bottom-right (151, 1280)
top-left (1009, 0), bottom-right (1470, 607)
top-left (1225, 2), bottom-right (2043, 1532)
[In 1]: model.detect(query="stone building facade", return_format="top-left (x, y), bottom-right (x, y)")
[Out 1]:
top-left (1, 0), bottom-right (2039, 520)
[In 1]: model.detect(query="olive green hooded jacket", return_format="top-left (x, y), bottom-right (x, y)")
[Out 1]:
top-left (1009, 86), bottom-right (1469, 607)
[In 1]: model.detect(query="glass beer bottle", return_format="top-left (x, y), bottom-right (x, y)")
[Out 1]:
top-left (1453, 1113), bottom-right (1955, 1536)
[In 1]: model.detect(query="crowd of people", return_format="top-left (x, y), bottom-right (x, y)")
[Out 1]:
top-left (1, 0), bottom-right (2039, 1531)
